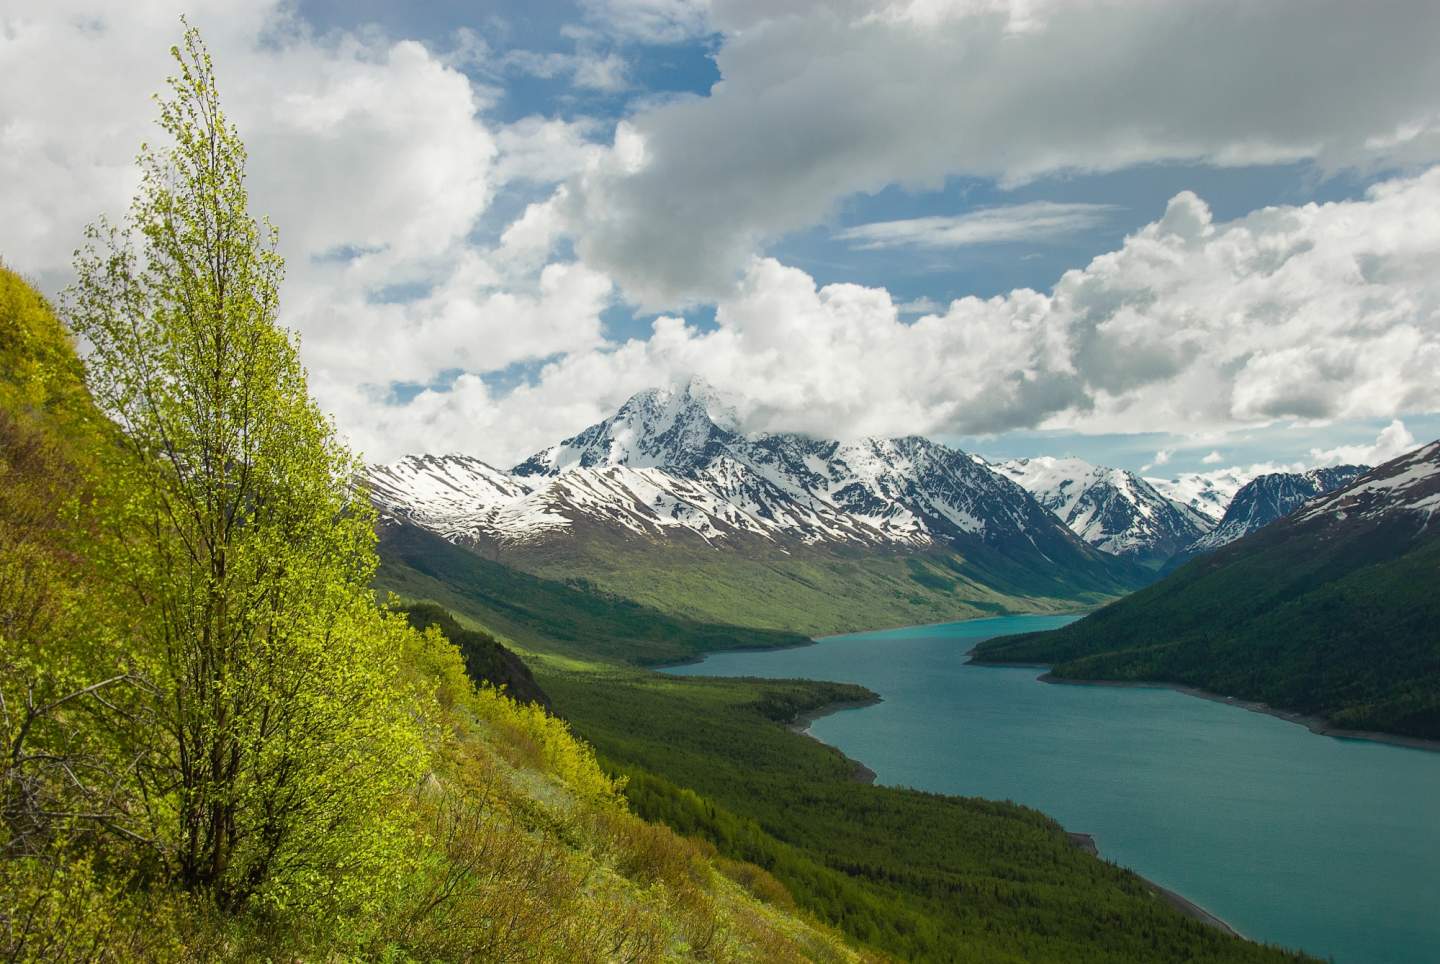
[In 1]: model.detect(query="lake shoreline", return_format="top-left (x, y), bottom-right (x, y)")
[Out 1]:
top-left (813, 606), bottom-right (1098, 641)
top-left (1029, 671), bottom-right (1440, 755)
top-left (782, 687), bottom-right (1247, 939)
top-left (674, 617), bottom-right (1438, 959)
top-left (1065, 833), bottom-right (1242, 938)
top-left (790, 690), bottom-right (1246, 935)
top-left (654, 610), bottom-right (1096, 671)
top-left (786, 696), bottom-right (883, 784)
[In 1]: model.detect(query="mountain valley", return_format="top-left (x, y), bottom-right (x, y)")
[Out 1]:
top-left (371, 383), bottom-right (1383, 631)
top-left (977, 441), bottom-right (1440, 739)
top-left (370, 383), bottom-right (1151, 632)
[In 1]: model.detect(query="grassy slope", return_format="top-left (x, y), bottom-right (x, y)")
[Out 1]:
top-left (462, 515), bottom-right (1149, 637)
top-left (974, 509), bottom-right (1440, 739)
top-left (0, 268), bottom-right (872, 962)
top-left (376, 523), bottom-right (1314, 963)
top-left (378, 520), bottom-right (813, 665)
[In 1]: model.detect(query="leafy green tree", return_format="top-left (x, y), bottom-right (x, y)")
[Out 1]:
top-left (64, 24), bottom-right (427, 912)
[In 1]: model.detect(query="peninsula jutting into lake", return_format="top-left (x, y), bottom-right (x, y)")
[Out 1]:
top-left (669, 615), bottom-right (1440, 964)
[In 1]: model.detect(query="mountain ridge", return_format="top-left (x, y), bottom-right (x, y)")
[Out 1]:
top-left (973, 439), bottom-right (1440, 740)
top-left (369, 383), bottom-right (1148, 632)
top-left (1186, 465), bottom-right (1368, 554)
top-left (993, 455), bottom-right (1212, 567)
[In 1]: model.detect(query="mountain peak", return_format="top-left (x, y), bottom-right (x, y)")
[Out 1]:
top-left (1187, 463), bottom-right (1369, 554)
top-left (994, 455), bottom-right (1210, 564)
top-left (617, 377), bottom-right (739, 430)
top-left (514, 379), bottom-right (742, 477)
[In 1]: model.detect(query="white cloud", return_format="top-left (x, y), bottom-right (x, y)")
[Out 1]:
top-left (1201, 450), bottom-right (1224, 465)
top-left (1307, 420), bottom-right (1417, 468)
top-left (374, 169), bottom-right (1440, 463)
top-left (494, 117), bottom-right (607, 187)
top-left (567, 0), bottom-right (1440, 304)
top-left (501, 48), bottom-right (631, 92)
top-left (837, 202), bottom-right (1119, 250)
top-left (0, 0), bottom-right (616, 460)
top-left (1141, 448), bottom-right (1174, 472)
top-left (572, 52), bottom-right (631, 91)
top-left (580, 0), bottom-right (714, 44)
top-left (896, 296), bottom-right (942, 316)
top-left (5, 1), bottom-right (1440, 466)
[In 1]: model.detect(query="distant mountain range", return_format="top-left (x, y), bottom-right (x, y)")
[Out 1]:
top-left (992, 457), bottom-right (1212, 567)
top-left (369, 381), bottom-right (1378, 632)
top-left (376, 381), bottom-right (1093, 554)
top-left (1146, 470), bottom-right (1249, 522)
top-left (1181, 465), bottom-right (1368, 556)
top-left (975, 440), bottom-right (1440, 741)
top-left (369, 382), bottom-right (1145, 633)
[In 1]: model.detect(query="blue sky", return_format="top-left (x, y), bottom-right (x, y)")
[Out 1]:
top-left (292, 0), bottom-right (1429, 475)
top-left (299, 0), bottom-right (1390, 311)
top-left (4, 1), bottom-right (1439, 474)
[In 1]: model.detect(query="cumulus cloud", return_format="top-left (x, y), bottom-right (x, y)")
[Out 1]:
top-left (1308, 420), bottom-right (1418, 468)
top-left (896, 296), bottom-right (943, 316)
top-left (0, 0), bottom-right (614, 458)
top-left (6, 1), bottom-right (1440, 466)
top-left (836, 202), bottom-right (1119, 250)
top-left (1202, 451), bottom-right (1224, 465)
top-left (568, 0), bottom-right (1440, 304)
top-left (492, 117), bottom-right (609, 189)
top-left (376, 168), bottom-right (1440, 463)
top-left (1141, 449), bottom-right (1174, 472)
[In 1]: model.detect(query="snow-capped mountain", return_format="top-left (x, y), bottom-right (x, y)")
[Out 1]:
top-left (369, 382), bottom-right (1118, 568)
top-left (992, 456), bottom-right (1212, 565)
top-left (1187, 465), bottom-right (1369, 553)
top-left (512, 380), bottom-right (741, 477)
top-left (368, 454), bottom-right (530, 528)
top-left (1294, 444), bottom-right (1438, 527)
top-left (1145, 469), bottom-right (1251, 523)
top-left (972, 440), bottom-right (1440, 747)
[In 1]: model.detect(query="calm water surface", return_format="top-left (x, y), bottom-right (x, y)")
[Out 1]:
top-left (665, 614), bottom-right (1440, 964)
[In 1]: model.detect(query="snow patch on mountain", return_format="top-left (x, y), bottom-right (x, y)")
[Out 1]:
top-left (1296, 443), bottom-right (1439, 527)
top-left (369, 384), bottom-right (1092, 559)
top-left (1145, 469), bottom-right (1251, 523)
top-left (1191, 464), bottom-right (1368, 552)
top-left (368, 454), bottom-right (534, 530)
top-left (994, 456), bottom-right (1211, 561)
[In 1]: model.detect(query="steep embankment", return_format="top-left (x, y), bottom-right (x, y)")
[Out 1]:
top-left (976, 443), bottom-right (1440, 740)
top-left (399, 601), bottom-right (553, 710)
top-left (0, 265), bottom-right (869, 961)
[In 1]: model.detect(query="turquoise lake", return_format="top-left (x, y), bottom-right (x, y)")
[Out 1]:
top-left (664, 613), bottom-right (1440, 964)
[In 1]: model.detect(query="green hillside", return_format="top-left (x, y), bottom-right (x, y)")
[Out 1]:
top-left (2, 242), bottom-right (867, 964)
top-left (975, 485), bottom-right (1440, 740)
top-left (469, 525), bottom-right (1146, 637)
top-left (0, 32), bottom-right (872, 961)
top-left (379, 519), bottom-right (813, 664)
top-left (376, 522), bottom-right (1316, 963)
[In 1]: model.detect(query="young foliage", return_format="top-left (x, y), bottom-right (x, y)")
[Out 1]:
top-left (63, 25), bottom-right (427, 912)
